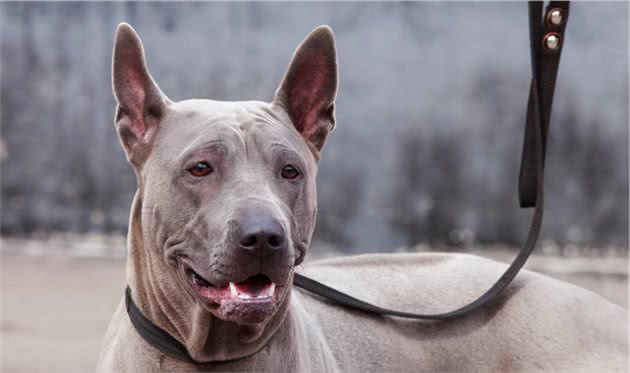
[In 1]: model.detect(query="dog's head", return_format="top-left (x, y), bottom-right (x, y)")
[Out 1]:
top-left (112, 24), bottom-right (336, 325)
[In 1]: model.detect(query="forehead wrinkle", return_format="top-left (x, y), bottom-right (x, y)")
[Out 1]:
top-left (246, 123), bottom-right (265, 161)
top-left (243, 110), bottom-right (316, 173)
top-left (248, 108), bottom-right (280, 125)
top-left (269, 142), bottom-right (300, 159)
top-left (177, 139), bottom-right (226, 160)
top-left (175, 112), bottom-right (249, 158)
top-left (223, 122), bottom-right (247, 151)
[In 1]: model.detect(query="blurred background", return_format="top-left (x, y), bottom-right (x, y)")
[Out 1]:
top-left (1, 2), bottom-right (627, 372)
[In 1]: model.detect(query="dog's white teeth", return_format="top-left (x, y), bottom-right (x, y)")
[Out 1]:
top-left (229, 281), bottom-right (275, 300)
top-left (267, 283), bottom-right (276, 297)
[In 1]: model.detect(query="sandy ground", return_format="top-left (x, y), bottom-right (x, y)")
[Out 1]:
top-left (1, 256), bottom-right (126, 373)
top-left (1, 252), bottom-right (627, 373)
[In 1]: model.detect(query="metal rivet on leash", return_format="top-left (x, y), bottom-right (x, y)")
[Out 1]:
top-left (547, 8), bottom-right (563, 26)
top-left (544, 33), bottom-right (560, 50)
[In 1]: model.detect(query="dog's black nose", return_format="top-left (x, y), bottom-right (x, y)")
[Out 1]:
top-left (238, 215), bottom-right (286, 254)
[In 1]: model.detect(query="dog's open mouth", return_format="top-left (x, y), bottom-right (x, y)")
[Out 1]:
top-left (182, 264), bottom-right (282, 323)
top-left (186, 267), bottom-right (276, 302)
top-left (228, 274), bottom-right (276, 300)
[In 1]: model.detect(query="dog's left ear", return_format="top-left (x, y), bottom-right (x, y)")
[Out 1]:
top-left (273, 25), bottom-right (338, 156)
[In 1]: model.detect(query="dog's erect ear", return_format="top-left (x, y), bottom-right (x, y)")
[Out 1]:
top-left (112, 23), bottom-right (169, 167)
top-left (273, 25), bottom-right (338, 155)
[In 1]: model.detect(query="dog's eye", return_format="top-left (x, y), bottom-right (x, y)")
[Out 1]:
top-left (188, 162), bottom-right (213, 177)
top-left (281, 165), bottom-right (300, 179)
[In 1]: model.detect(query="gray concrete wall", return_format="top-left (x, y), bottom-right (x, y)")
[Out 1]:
top-left (1, 2), bottom-right (627, 250)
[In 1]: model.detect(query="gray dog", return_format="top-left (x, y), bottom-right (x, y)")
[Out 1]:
top-left (97, 24), bottom-right (628, 372)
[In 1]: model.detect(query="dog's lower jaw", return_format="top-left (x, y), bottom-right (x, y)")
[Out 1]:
top-left (127, 193), bottom-right (294, 363)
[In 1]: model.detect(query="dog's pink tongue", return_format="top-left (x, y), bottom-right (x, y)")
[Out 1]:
top-left (235, 274), bottom-right (272, 296)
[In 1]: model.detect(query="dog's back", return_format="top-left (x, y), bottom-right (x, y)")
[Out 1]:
top-left (294, 253), bottom-right (628, 372)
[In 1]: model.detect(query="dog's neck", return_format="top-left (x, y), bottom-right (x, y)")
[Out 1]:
top-left (125, 191), bottom-right (292, 363)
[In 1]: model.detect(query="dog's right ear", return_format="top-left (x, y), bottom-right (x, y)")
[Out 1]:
top-left (112, 23), bottom-right (169, 167)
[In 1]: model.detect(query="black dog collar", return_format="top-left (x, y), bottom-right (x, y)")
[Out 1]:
top-left (125, 287), bottom-right (199, 364)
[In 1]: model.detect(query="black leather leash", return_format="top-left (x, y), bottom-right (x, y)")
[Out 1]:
top-left (519, 2), bottom-right (570, 207)
top-left (125, 1), bottom-right (570, 363)
top-left (293, 0), bottom-right (569, 320)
